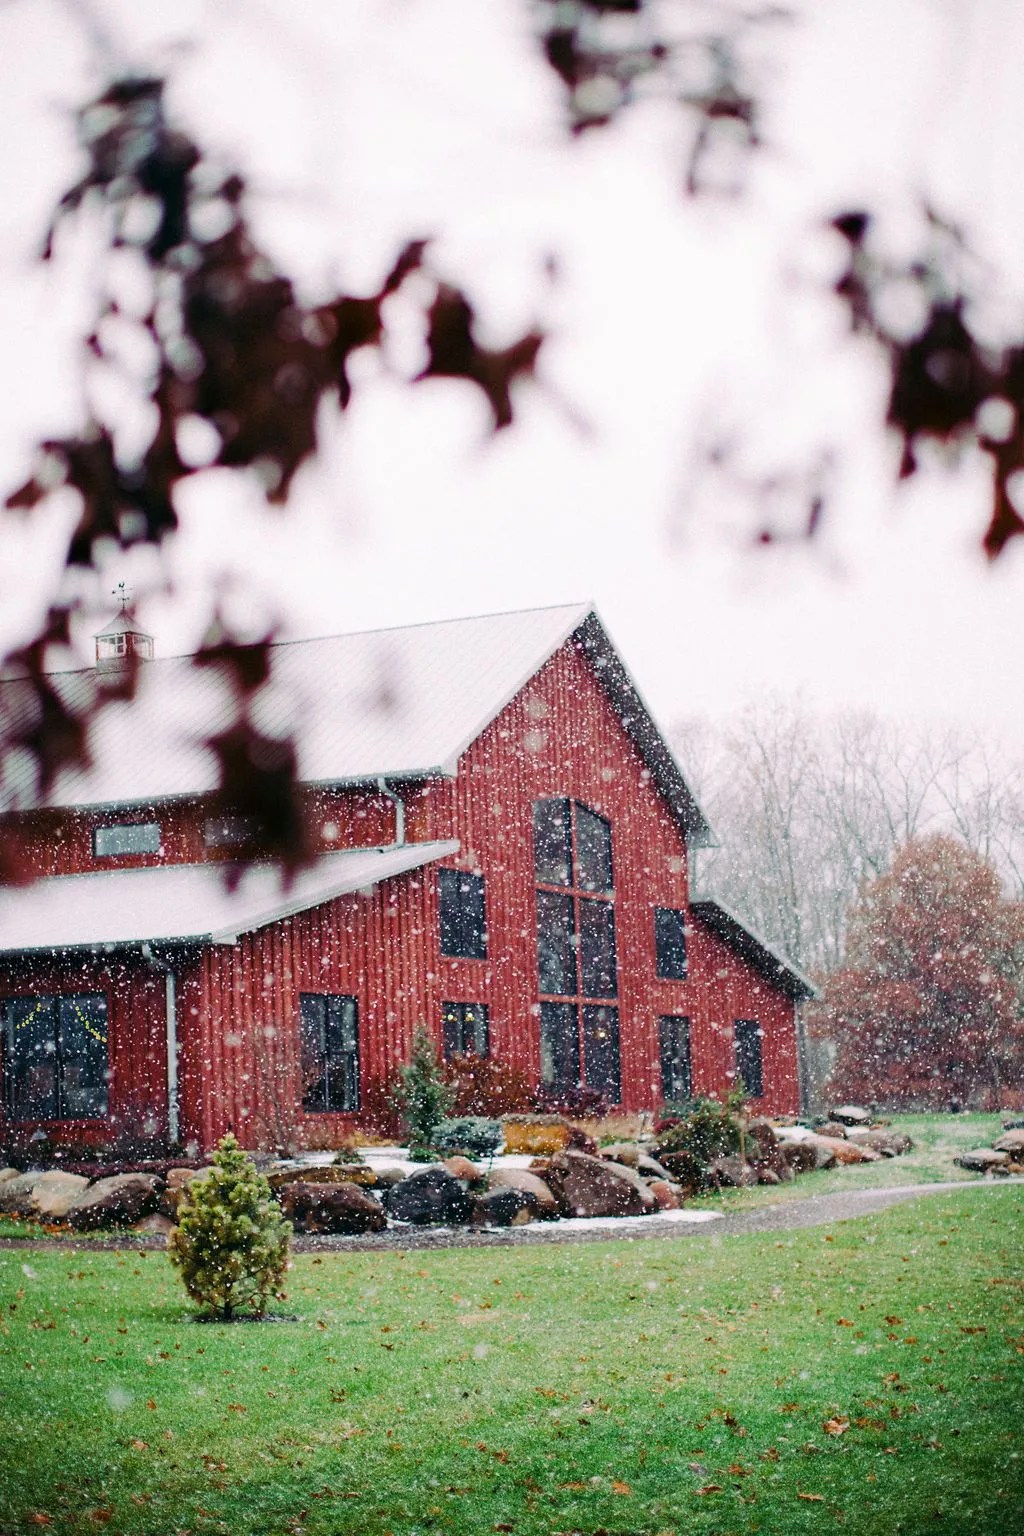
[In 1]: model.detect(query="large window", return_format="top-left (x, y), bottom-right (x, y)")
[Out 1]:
top-left (94, 822), bottom-right (161, 857)
top-left (438, 869), bottom-right (488, 959)
top-left (533, 799), bottom-right (620, 1101)
top-left (299, 994), bottom-right (360, 1113)
top-left (658, 1015), bottom-right (692, 1103)
top-left (2, 994), bottom-right (108, 1120)
top-left (441, 1001), bottom-right (489, 1060)
top-left (654, 907), bottom-right (688, 979)
top-left (734, 1019), bottom-right (764, 1099)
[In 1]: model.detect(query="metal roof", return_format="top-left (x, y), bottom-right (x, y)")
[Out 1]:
top-left (690, 898), bottom-right (817, 1001)
top-left (0, 840), bottom-right (458, 954)
top-left (0, 602), bottom-right (712, 844)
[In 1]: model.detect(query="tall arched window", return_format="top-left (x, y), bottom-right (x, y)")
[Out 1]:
top-left (532, 798), bottom-right (620, 1102)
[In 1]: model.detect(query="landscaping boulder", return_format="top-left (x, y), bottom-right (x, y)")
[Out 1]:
top-left (820, 1135), bottom-right (880, 1164)
top-left (471, 1187), bottom-right (538, 1226)
top-left (846, 1129), bottom-right (913, 1157)
top-left (746, 1118), bottom-right (794, 1182)
top-left (280, 1180), bottom-right (387, 1234)
top-left (599, 1141), bottom-right (641, 1168)
top-left (993, 1129), bottom-right (1024, 1158)
top-left (384, 1167), bottom-right (473, 1225)
top-left (159, 1166), bottom-right (213, 1218)
top-left (705, 1155), bottom-right (756, 1188)
top-left (816, 1122), bottom-right (850, 1140)
top-left (646, 1178), bottom-right (682, 1210)
top-left (1001, 1116), bottom-right (1024, 1131)
top-left (544, 1150), bottom-right (656, 1218)
top-left (0, 1173), bottom-right (41, 1214)
top-left (830, 1105), bottom-right (872, 1127)
top-left (955, 1148), bottom-right (1011, 1173)
top-left (781, 1138), bottom-right (836, 1174)
top-left (369, 1165), bottom-right (407, 1190)
top-left (135, 1212), bottom-right (175, 1237)
top-left (67, 1173), bottom-right (162, 1231)
top-left (486, 1167), bottom-right (560, 1218)
top-left (442, 1156), bottom-right (483, 1185)
top-left (0, 1167), bottom-right (19, 1186)
top-left (25, 1171), bottom-right (90, 1221)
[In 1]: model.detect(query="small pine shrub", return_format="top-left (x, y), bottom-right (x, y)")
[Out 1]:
top-left (392, 1024), bottom-right (454, 1150)
top-left (431, 1117), bottom-right (503, 1159)
top-left (652, 1095), bottom-right (750, 1188)
top-left (168, 1134), bottom-right (291, 1321)
top-left (443, 1053), bottom-right (533, 1117)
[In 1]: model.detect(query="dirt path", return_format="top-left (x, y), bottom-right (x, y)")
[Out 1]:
top-left (1, 1177), bottom-right (1019, 1256)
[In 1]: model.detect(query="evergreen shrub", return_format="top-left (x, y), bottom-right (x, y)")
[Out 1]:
top-left (431, 1117), bottom-right (503, 1159)
top-left (392, 1024), bottom-right (454, 1152)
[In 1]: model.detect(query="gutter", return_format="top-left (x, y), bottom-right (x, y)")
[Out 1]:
top-left (376, 776), bottom-right (406, 846)
top-left (141, 942), bottom-right (179, 1146)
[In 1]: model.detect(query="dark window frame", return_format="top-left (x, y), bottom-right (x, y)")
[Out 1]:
top-left (299, 993), bottom-right (360, 1113)
top-left (93, 822), bottom-right (162, 857)
top-left (658, 1014), bottom-right (692, 1103)
top-left (441, 1001), bottom-right (490, 1061)
top-left (438, 869), bottom-right (488, 960)
top-left (1, 992), bottom-right (109, 1121)
top-left (734, 1018), bottom-right (764, 1099)
top-left (654, 906), bottom-right (688, 980)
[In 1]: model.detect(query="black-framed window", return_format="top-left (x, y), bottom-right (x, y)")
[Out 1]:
top-left (539, 1001), bottom-right (581, 1096)
top-left (654, 907), bottom-right (688, 980)
top-left (582, 1005), bottom-right (621, 1101)
top-left (579, 899), bottom-right (617, 998)
top-left (533, 798), bottom-right (613, 892)
top-left (532, 799), bottom-right (573, 886)
top-left (299, 994), bottom-right (360, 1112)
top-left (2, 994), bottom-right (108, 1121)
top-left (734, 1019), bottom-right (764, 1099)
top-left (658, 1015), bottom-right (692, 1102)
top-left (93, 822), bottom-right (161, 857)
top-left (536, 889), bottom-right (575, 995)
top-left (441, 1001), bottom-right (490, 1061)
top-left (574, 804), bottom-right (614, 893)
top-left (438, 869), bottom-right (487, 959)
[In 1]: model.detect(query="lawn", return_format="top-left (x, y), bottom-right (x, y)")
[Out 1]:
top-left (1, 1186), bottom-right (1022, 1536)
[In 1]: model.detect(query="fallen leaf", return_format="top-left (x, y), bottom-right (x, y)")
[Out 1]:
top-left (694, 1485), bottom-right (723, 1496)
top-left (798, 1492), bottom-right (825, 1502)
top-left (611, 1480), bottom-right (632, 1496)
top-left (823, 1417), bottom-right (850, 1437)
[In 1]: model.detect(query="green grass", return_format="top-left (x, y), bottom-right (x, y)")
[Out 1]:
top-left (2, 1188), bottom-right (1023, 1536)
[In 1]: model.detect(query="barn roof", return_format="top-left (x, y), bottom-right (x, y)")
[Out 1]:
top-left (0, 839), bottom-right (459, 954)
top-left (0, 604), bottom-right (713, 845)
top-left (690, 898), bottom-right (816, 1001)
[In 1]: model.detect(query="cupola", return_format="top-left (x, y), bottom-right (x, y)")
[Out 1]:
top-left (93, 588), bottom-right (154, 671)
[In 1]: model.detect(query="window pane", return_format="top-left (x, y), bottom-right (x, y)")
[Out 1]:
top-left (658, 1015), bottom-right (692, 1102)
top-left (2, 997), bottom-right (58, 1120)
top-left (654, 907), bottom-right (688, 980)
top-left (203, 815), bottom-right (256, 848)
top-left (439, 870), bottom-right (487, 959)
top-left (94, 822), bottom-right (161, 857)
top-left (57, 995), bottom-right (108, 1118)
top-left (533, 799), bottom-right (572, 885)
top-left (578, 898), bottom-right (618, 998)
top-left (464, 1003), bottom-right (489, 1058)
top-left (326, 996), bottom-right (360, 1113)
top-left (734, 1019), bottom-right (764, 1099)
top-left (582, 1005), bottom-right (621, 1103)
top-left (575, 805), bottom-right (613, 893)
top-left (299, 995), bottom-right (328, 1111)
top-left (536, 889), bottom-right (576, 995)
top-left (539, 1002), bottom-right (580, 1096)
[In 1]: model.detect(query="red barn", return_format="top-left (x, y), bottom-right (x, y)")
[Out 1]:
top-left (0, 604), bottom-right (811, 1153)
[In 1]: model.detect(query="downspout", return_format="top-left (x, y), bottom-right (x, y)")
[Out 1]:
top-left (142, 943), bottom-right (179, 1146)
top-left (376, 776), bottom-right (406, 847)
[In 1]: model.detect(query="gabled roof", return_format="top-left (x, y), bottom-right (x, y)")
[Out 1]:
top-left (690, 898), bottom-right (816, 1001)
top-left (0, 840), bottom-right (458, 954)
top-left (0, 602), bottom-right (712, 844)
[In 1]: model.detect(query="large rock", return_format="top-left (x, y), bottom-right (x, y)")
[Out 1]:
top-left (134, 1212), bottom-right (175, 1238)
top-left (442, 1156), bottom-right (483, 1185)
top-left (0, 1173), bottom-right (42, 1215)
top-left (384, 1167), bottom-right (473, 1225)
top-left (955, 1148), bottom-right (1011, 1173)
top-left (159, 1165), bottom-right (213, 1217)
top-left (471, 1187), bottom-right (537, 1226)
top-left (746, 1118), bottom-right (794, 1182)
top-left (0, 1167), bottom-right (19, 1186)
top-left (368, 1165), bottom-right (407, 1190)
top-left (809, 1134), bottom-right (879, 1165)
top-left (1001, 1116), bottom-right (1024, 1131)
top-left (830, 1104), bottom-right (872, 1126)
top-left (25, 1171), bottom-right (90, 1220)
top-left (646, 1178), bottom-right (682, 1210)
top-left (993, 1129), bottom-right (1024, 1158)
top-left (486, 1167), bottom-right (560, 1218)
top-left (544, 1150), bottom-right (656, 1218)
top-left (601, 1144), bottom-right (675, 1181)
top-left (781, 1138), bottom-right (836, 1173)
top-left (67, 1173), bottom-right (162, 1231)
top-left (847, 1128), bottom-right (913, 1157)
top-left (280, 1180), bottom-right (386, 1234)
top-left (816, 1122), bottom-right (850, 1140)
top-left (705, 1155), bottom-right (757, 1188)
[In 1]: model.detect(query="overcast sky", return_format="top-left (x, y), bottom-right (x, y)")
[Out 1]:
top-left (1, 0), bottom-right (1022, 751)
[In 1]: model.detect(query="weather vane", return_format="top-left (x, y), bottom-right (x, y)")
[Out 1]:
top-left (113, 582), bottom-right (131, 613)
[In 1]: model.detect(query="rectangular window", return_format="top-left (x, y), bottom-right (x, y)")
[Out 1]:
top-left (536, 889), bottom-right (576, 995)
top-left (93, 822), bottom-right (161, 857)
top-left (441, 1001), bottom-right (490, 1061)
top-left (578, 897), bottom-right (618, 998)
top-left (658, 1015), bottom-right (692, 1103)
top-left (299, 994), bottom-right (360, 1112)
top-left (654, 907), bottom-right (688, 980)
top-left (2, 994), bottom-right (108, 1121)
top-left (203, 815), bottom-right (256, 848)
top-left (582, 1004), bottom-right (621, 1102)
top-left (734, 1019), bottom-right (764, 1099)
top-left (532, 798), bottom-right (572, 886)
top-left (575, 805), bottom-right (613, 893)
top-left (539, 1001), bottom-right (580, 1096)
top-left (438, 869), bottom-right (488, 959)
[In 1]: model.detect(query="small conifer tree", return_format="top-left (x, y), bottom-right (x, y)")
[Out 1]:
top-left (393, 1023), bottom-right (454, 1154)
top-left (168, 1133), bottom-right (291, 1321)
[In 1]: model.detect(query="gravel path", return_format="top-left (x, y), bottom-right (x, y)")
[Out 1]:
top-left (1, 1177), bottom-right (1019, 1256)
